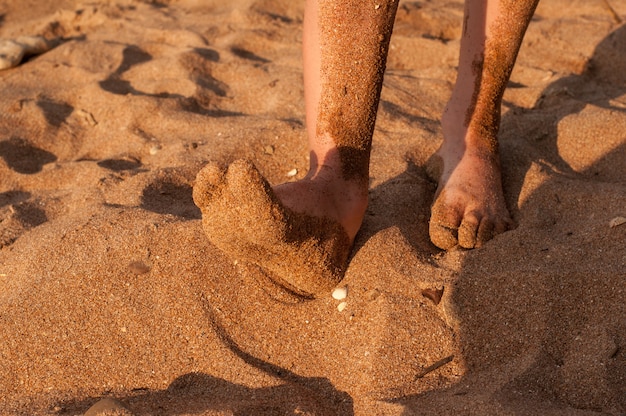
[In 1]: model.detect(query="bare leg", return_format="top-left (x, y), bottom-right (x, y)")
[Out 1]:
top-left (274, 0), bottom-right (398, 240)
top-left (428, 0), bottom-right (539, 249)
top-left (193, 0), bottom-right (398, 296)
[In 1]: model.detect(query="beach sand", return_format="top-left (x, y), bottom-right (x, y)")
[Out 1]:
top-left (0, 0), bottom-right (624, 414)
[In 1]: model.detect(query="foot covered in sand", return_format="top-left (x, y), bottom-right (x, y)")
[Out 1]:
top-left (193, 159), bottom-right (352, 298)
top-left (427, 145), bottom-right (514, 250)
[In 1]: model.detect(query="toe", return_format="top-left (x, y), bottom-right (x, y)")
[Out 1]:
top-left (496, 216), bottom-right (514, 235)
top-left (226, 159), bottom-right (271, 200)
top-left (429, 200), bottom-right (463, 250)
top-left (474, 212), bottom-right (514, 248)
top-left (192, 163), bottom-right (225, 209)
top-left (475, 218), bottom-right (495, 248)
top-left (429, 222), bottom-right (458, 250)
top-left (491, 215), bottom-right (514, 241)
top-left (458, 211), bottom-right (480, 249)
top-left (226, 159), bottom-right (285, 221)
top-left (223, 159), bottom-right (288, 239)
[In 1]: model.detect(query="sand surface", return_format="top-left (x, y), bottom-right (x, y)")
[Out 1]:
top-left (0, 0), bottom-right (625, 414)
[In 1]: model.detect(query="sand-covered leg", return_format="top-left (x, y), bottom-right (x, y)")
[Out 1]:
top-left (193, 159), bottom-right (352, 298)
top-left (194, 0), bottom-right (398, 295)
top-left (428, 0), bottom-right (539, 249)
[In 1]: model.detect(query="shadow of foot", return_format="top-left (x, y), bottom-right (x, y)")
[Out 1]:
top-left (192, 159), bottom-right (351, 298)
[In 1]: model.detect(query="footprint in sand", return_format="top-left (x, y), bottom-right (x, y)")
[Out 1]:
top-left (99, 45), bottom-right (153, 96)
top-left (0, 193), bottom-right (48, 248)
top-left (192, 159), bottom-right (351, 298)
top-left (0, 137), bottom-right (57, 174)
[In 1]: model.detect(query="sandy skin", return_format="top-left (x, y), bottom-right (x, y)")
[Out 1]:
top-left (429, 0), bottom-right (539, 249)
top-left (195, 0), bottom-right (397, 297)
top-left (194, 0), bottom-right (539, 294)
top-left (193, 160), bottom-right (351, 298)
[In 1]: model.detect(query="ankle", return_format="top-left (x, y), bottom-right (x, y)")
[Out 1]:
top-left (308, 142), bottom-right (371, 181)
top-left (273, 168), bottom-right (368, 242)
top-left (441, 110), bottom-right (501, 158)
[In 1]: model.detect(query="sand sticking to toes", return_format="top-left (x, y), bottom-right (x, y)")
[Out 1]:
top-left (0, 0), bottom-right (625, 414)
top-left (193, 159), bottom-right (352, 298)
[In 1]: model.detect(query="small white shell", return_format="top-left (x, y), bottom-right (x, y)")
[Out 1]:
top-left (286, 168), bottom-right (298, 177)
top-left (332, 286), bottom-right (348, 300)
top-left (609, 216), bottom-right (626, 228)
top-left (337, 301), bottom-right (347, 312)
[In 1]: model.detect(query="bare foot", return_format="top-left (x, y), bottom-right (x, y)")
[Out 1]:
top-left (272, 163), bottom-right (368, 243)
top-left (192, 159), bottom-right (366, 298)
top-left (427, 141), bottom-right (513, 250)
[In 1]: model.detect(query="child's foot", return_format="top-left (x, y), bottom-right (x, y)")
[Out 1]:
top-left (427, 140), bottom-right (513, 250)
top-left (192, 159), bottom-right (367, 298)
